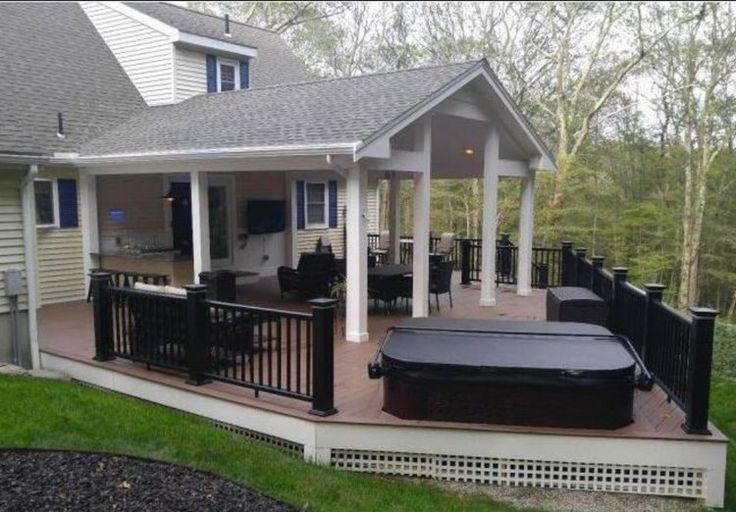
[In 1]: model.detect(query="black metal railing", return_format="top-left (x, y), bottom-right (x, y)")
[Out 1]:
top-left (560, 242), bottom-right (718, 435)
top-left (86, 268), bottom-right (169, 303)
top-left (203, 300), bottom-right (315, 403)
top-left (370, 233), bottom-right (563, 288)
top-left (90, 273), bottom-right (337, 416)
top-left (105, 286), bottom-right (188, 372)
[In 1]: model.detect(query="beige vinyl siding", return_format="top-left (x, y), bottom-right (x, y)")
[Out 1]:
top-left (36, 169), bottom-right (85, 305)
top-left (175, 47), bottom-right (207, 102)
top-left (296, 179), bottom-right (379, 258)
top-left (0, 171), bottom-right (27, 313)
top-left (81, 2), bottom-right (174, 105)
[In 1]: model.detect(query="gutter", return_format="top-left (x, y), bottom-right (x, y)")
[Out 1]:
top-left (72, 143), bottom-right (359, 166)
top-left (20, 165), bottom-right (41, 369)
top-left (0, 153), bottom-right (51, 165)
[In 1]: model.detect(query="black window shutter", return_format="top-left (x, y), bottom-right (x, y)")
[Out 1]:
top-left (328, 180), bottom-right (338, 228)
top-left (206, 54), bottom-right (217, 93)
top-left (296, 181), bottom-right (305, 230)
top-left (239, 60), bottom-right (250, 89)
top-left (57, 179), bottom-right (78, 228)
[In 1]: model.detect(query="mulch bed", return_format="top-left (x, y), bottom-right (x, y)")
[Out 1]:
top-left (0, 450), bottom-right (302, 511)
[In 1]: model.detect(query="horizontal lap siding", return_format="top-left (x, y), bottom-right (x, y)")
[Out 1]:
top-left (36, 169), bottom-right (85, 305)
top-left (296, 179), bottom-right (379, 259)
top-left (81, 2), bottom-right (173, 105)
top-left (0, 172), bottom-right (27, 313)
top-left (175, 48), bottom-right (207, 102)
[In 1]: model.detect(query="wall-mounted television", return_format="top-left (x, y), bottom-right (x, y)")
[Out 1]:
top-left (243, 200), bottom-right (286, 234)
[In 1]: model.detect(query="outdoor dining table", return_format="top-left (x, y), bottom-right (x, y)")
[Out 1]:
top-left (368, 264), bottom-right (413, 279)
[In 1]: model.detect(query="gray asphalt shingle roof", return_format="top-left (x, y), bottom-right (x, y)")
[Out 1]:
top-left (79, 61), bottom-right (480, 157)
top-left (0, 2), bottom-right (145, 156)
top-left (124, 2), bottom-right (314, 88)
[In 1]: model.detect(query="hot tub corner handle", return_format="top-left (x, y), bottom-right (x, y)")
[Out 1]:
top-left (368, 362), bottom-right (385, 379)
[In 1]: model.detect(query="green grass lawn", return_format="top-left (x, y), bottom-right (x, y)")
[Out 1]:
top-left (0, 374), bottom-right (535, 512)
top-left (3, 323), bottom-right (736, 511)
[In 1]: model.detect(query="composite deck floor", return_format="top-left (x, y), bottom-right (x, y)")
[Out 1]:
top-left (38, 276), bottom-right (725, 442)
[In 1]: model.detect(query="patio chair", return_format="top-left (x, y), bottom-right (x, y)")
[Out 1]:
top-left (277, 252), bottom-right (335, 298)
top-left (429, 260), bottom-right (454, 312)
top-left (435, 232), bottom-right (456, 257)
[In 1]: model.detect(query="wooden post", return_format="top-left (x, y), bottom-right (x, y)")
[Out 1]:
top-left (460, 238), bottom-right (471, 285)
top-left (345, 165), bottom-right (369, 341)
top-left (574, 247), bottom-right (587, 287)
top-left (610, 267), bottom-right (629, 334)
top-left (561, 241), bottom-right (574, 285)
top-left (309, 298), bottom-right (338, 416)
top-left (682, 307), bottom-right (718, 435)
top-left (643, 283), bottom-right (666, 363)
top-left (91, 272), bottom-right (114, 362)
top-left (185, 284), bottom-right (210, 386)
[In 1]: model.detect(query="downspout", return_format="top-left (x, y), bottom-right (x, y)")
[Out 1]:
top-left (21, 164), bottom-right (41, 369)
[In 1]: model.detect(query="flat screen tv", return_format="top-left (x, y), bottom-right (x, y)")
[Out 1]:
top-left (244, 200), bottom-right (286, 234)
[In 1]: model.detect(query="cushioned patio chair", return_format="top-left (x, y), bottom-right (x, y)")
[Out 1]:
top-left (277, 252), bottom-right (336, 298)
top-left (435, 232), bottom-right (456, 257)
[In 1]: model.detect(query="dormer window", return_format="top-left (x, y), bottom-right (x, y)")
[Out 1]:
top-left (217, 58), bottom-right (238, 92)
top-left (207, 55), bottom-right (249, 93)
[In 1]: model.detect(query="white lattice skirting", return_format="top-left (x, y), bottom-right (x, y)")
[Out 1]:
top-left (331, 449), bottom-right (706, 500)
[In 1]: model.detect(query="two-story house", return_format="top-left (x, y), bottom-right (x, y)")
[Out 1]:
top-left (1, 0), bottom-right (552, 362)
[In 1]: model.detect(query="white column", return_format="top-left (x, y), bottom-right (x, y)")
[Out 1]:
top-left (517, 168), bottom-right (535, 296)
top-left (388, 172), bottom-right (401, 264)
top-left (191, 171), bottom-right (210, 284)
top-left (79, 171), bottom-right (99, 295)
top-left (412, 117), bottom-right (431, 317)
top-left (345, 165), bottom-right (368, 342)
top-left (21, 165), bottom-right (40, 369)
top-left (480, 125), bottom-right (500, 306)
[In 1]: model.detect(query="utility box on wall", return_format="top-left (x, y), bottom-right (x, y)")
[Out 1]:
top-left (3, 268), bottom-right (22, 297)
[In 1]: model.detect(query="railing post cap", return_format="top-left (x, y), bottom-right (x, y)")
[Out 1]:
top-left (575, 247), bottom-right (587, 253)
top-left (561, 240), bottom-right (573, 247)
top-left (644, 283), bottom-right (667, 291)
top-left (611, 266), bottom-right (628, 274)
top-left (591, 255), bottom-right (605, 262)
top-left (309, 297), bottom-right (339, 308)
top-left (184, 284), bottom-right (208, 293)
top-left (688, 306), bottom-right (719, 318)
top-left (90, 271), bottom-right (111, 279)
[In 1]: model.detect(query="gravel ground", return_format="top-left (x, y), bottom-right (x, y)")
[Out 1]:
top-left (437, 480), bottom-right (701, 512)
top-left (0, 450), bottom-right (301, 512)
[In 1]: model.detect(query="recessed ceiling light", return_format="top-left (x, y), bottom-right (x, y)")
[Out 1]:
top-left (464, 148), bottom-right (474, 155)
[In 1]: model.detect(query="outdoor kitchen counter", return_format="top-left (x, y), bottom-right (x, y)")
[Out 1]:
top-left (94, 252), bottom-right (193, 287)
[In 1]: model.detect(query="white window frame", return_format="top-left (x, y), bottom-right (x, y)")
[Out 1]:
top-left (304, 181), bottom-right (329, 229)
top-left (34, 177), bottom-right (59, 229)
top-left (216, 57), bottom-right (240, 92)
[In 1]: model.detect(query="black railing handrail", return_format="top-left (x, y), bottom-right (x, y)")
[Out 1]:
top-left (205, 299), bottom-right (312, 320)
top-left (560, 242), bottom-right (718, 435)
top-left (90, 272), bottom-right (337, 416)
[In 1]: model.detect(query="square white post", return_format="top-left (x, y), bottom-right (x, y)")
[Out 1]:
top-left (191, 171), bottom-right (210, 284)
top-left (345, 165), bottom-right (369, 342)
top-left (79, 171), bottom-right (99, 294)
top-left (412, 117), bottom-right (431, 317)
top-left (21, 165), bottom-right (41, 369)
top-left (388, 172), bottom-right (402, 264)
top-left (517, 168), bottom-right (535, 296)
top-left (480, 125), bottom-right (500, 306)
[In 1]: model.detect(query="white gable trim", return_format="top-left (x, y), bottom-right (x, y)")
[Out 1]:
top-left (175, 33), bottom-right (258, 59)
top-left (102, 2), bottom-right (258, 58)
top-left (354, 62), bottom-right (556, 172)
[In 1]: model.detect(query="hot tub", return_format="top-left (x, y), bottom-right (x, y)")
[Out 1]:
top-left (368, 318), bottom-right (638, 429)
